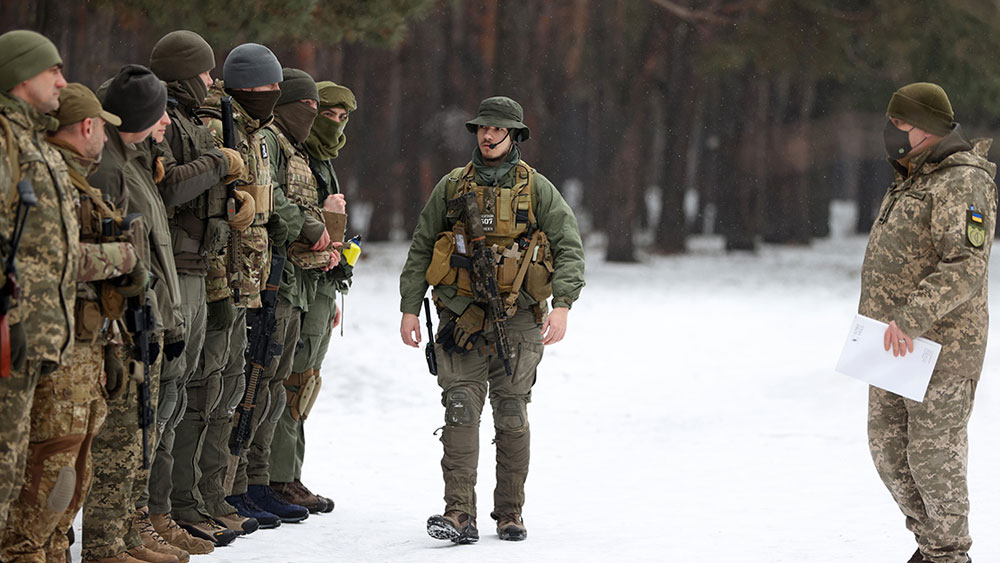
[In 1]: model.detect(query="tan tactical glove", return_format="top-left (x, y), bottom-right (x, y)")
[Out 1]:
top-left (219, 147), bottom-right (244, 184)
top-left (104, 343), bottom-right (127, 400)
top-left (228, 189), bottom-right (255, 232)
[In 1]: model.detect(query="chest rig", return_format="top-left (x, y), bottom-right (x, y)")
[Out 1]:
top-left (426, 160), bottom-right (555, 312)
top-left (273, 128), bottom-right (321, 222)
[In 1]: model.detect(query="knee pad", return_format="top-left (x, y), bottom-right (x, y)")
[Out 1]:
top-left (445, 388), bottom-right (481, 426)
top-left (493, 397), bottom-right (527, 431)
top-left (47, 466), bottom-right (76, 512)
top-left (224, 375), bottom-right (247, 415)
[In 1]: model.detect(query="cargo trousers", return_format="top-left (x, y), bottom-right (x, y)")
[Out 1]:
top-left (868, 375), bottom-right (976, 563)
top-left (435, 307), bottom-right (544, 518)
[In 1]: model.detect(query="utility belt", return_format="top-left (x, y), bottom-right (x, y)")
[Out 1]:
top-left (431, 297), bottom-right (544, 357)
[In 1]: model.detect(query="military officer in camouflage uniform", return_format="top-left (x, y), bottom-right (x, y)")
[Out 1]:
top-left (195, 43), bottom-right (283, 537)
top-left (145, 29), bottom-right (249, 555)
top-left (229, 67), bottom-right (337, 525)
top-left (83, 65), bottom-right (180, 563)
top-left (269, 80), bottom-right (357, 513)
top-left (399, 96), bottom-right (585, 544)
top-left (861, 83), bottom-right (996, 563)
top-left (1, 83), bottom-right (144, 563)
top-left (0, 29), bottom-right (78, 537)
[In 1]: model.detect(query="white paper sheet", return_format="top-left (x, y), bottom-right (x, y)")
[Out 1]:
top-left (835, 314), bottom-right (941, 402)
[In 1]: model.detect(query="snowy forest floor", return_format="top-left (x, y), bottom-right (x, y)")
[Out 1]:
top-left (71, 235), bottom-right (1000, 562)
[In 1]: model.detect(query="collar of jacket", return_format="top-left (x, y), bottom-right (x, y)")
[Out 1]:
top-left (46, 136), bottom-right (99, 177)
top-left (0, 91), bottom-right (59, 132)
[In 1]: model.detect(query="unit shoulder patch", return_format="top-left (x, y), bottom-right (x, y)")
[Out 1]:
top-left (966, 207), bottom-right (986, 248)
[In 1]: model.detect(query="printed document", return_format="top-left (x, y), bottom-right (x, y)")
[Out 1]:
top-left (835, 314), bottom-right (941, 402)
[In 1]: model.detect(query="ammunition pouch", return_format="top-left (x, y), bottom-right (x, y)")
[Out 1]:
top-left (523, 231), bottom-right (554, 302)
top-left (425, 232), bottom-right (458, 286)
top-left (100, 283), bottom-right (126, 322)
top-left (74, 299), bottom-right (103, 342)
top-left (241, 183), bottom-right (272, 220)
top-left (287, 241), bottom-right (332, 270)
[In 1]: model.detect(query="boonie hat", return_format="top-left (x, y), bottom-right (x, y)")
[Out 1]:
top-left (465, 96), bottom-right (530, 141)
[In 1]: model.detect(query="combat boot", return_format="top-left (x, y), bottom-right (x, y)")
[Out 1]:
top-left (246, 484), bottom-right (309, 523)
top-left (212, 511), bottom-right (259, 535)
top-left (427, 510), bottom-right (479, 544)
top-left (491, 512), bottom-right (527, 541)
top-left (174, 518), bottom-right (237, 547)
top-left (294, 479), bottom-right (334, 513)
top-left (125, 544), bottom-right (179, 563)
top-left (270, 480), bottom-right (326, 514)
top-left (149, 513), bottom-right (214, 555)
top-left (82, 553), bottom-right (145, 562)
top-left (134, 507), bottom-right (190, 563)
top-left (225, 493), bottom-right (281, 529)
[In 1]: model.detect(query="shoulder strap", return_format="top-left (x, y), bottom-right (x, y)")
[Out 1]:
top-left (65, 165), bottom-right (123, 225)
top-left (513, 160), bottom-right (536, 226)
top-left (445, 162), bottom-right (475, 200)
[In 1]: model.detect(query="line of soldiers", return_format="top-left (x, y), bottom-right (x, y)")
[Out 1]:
top-left (0, 28), bottom-right (358, 563)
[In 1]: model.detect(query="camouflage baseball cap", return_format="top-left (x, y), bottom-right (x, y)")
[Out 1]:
top-left (53, 82), bottom-right (121, 128)
top-left (465, 96), bottom-right (530, 141)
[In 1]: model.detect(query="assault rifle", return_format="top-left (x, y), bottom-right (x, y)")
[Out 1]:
top-left (229, 254), bottom-right (285, 456)
top-left (0, 180), bottom-right (37, 378)
top-left (424, 297), bottom-right (437, 375)
top-left (447, 192), bottom-right (514, 378)
top-left (124, 294), bottom-right (155, 469)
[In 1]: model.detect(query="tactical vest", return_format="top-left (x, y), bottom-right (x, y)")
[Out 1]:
top-left (272, 128), bottom-right (331, 271)
top-left (425, 160), bottom-right (555, 310)
top-left (67, 164), bottom-right (131, 342)
top-left (165, 105), bottom-right (230, 273)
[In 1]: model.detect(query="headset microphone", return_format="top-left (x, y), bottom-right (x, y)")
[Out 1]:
top-left (488, 130), bottom-right (511, 150)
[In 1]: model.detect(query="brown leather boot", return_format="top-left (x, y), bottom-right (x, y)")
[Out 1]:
top-left (212, 511), bottom-right (259, 535)
top-left (149, 513), bottom-right (214, 555)
top-left (491, 512), bottom-right (527, 541)
top-left (125, 544), bottom-right (179, 563)
top-left (135, 507), bottom-right (190, 563)
top-left (293, 479), bottom-right (334, 513)
top-left (271, 481), bottom-right (327, 513)
top-left (427, 510), bottom-right (479, 544)
top-left (82, 553), bottom-right (145, 562)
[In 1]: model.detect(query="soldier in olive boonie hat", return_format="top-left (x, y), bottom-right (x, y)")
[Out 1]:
top-left (465, 96), bottom-right (530, 141)
top-left (52, 82), bottom-right (121, 129)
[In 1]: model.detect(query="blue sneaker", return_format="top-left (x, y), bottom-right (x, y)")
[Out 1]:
top-left (226, 493), bottom-right (281, 529)
top-left (247, 484), bottom-right (309, 524)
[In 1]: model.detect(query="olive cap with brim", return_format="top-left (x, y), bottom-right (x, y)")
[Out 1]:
top-left (0, 30), bottom-right (62, 92)
top-left (316, 81), bottom-right (357, 111)
top-left (465, 96), bottom-right (530, 141)
top-left (53, 82), bottom-right (121, 128)
top-left (886, 82), bottom-right (954, 137)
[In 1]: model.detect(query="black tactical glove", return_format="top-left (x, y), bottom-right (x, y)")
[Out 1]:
top-left (267, 211), bottom-right (289, 247)
top-left (164, 339), bottom-right (185, 361)
top-left (206, 298), bottom-right (235, 332)
top-left (10, 322), bottom-right (26, 373)
top-left (148, 341), bottom-right (160, 365)
top-left (104, 344), bottom-right (127, 400)
top-left (115, 258), bottom-right (149, 297)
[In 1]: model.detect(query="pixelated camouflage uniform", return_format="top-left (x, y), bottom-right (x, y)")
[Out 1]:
top-left (196, 89), bottom-right (275, 518)
top-left (82, 123), bottom-right (169, 559)
top-left (0, 139), bottom-right (137, 562)
top-left (399, 147), bottom-right (585, 518)
top-left (234, 122), bottom-right (329, 495)
top-left (0, 92), bottom-right (79, 534)
top-left (861, 127), bottom-right (997, 563)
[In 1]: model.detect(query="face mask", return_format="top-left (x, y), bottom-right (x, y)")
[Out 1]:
top-left (227, 88), bottom-right (281, 122)
top-left (883, 120), bottom-right (928, 160)
top-left (273, 102), bottom-right (318, 145)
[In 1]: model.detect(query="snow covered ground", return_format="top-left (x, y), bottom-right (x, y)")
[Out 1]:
top-left (71, 235), bottom-right (1000, 562)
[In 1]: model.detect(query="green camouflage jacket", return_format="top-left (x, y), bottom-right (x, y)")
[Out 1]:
top-left (399, 154), bottom-right (585, 317)
top-left (0, 93), bottom-right (80, 364)
top-left (860, 126), bottom-right (998, 381)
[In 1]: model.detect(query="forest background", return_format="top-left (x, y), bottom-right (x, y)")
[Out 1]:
top-left (4, 0), bottom-right (1000, 262)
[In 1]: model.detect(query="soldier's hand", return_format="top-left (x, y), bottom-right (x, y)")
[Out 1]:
top-left (541, 307), bottom-right (568, 346)
top-left (401, 313), bottom-right (421, 347)
top-left (332, 302), bottom-right (341, 330)
top-left (311, 228), bottom-right (331, 252)
top-left (115, 258), bottom-right (149, 297)
top-left (324, 194), bottom-right (346, 213)
top-left (219, 147), bottom-right (244, 184)
top-left (321, 248), bottom-right (341, 271)
top-left (883, 320), bottom-right (913, 357)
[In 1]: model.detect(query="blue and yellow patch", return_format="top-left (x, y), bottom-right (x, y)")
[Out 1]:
top-left (967, 206), bottom-right (986, 248)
